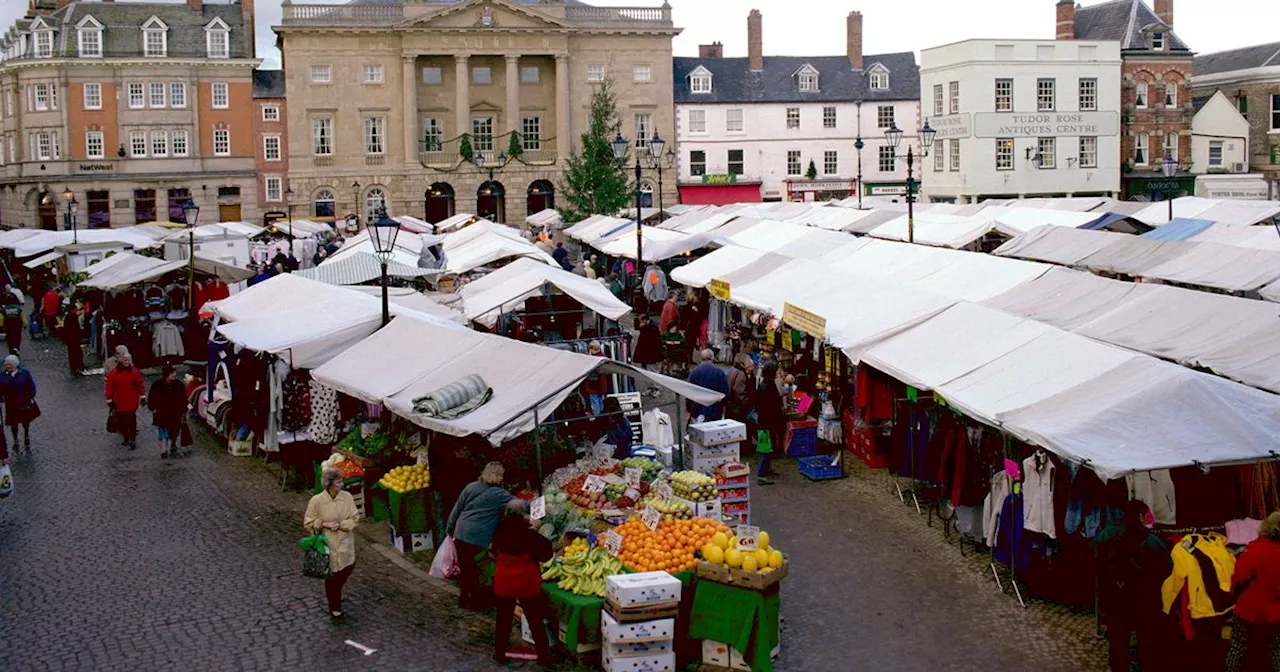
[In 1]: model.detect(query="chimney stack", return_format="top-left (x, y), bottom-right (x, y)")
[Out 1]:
top-left (1055, 0), bottom-right (1076, 40)
top-left (1154, 0), bottom-right (1173, 28)
top-left (241, 0), bottom-right (256, 58)
top-left (698, 42), bottom-right (723, 59)
top-left (847, 11), bottom-right (863, 70)
top-left (187, 0), bottom-right (202, 12)
top-left (747, 9), bottom-right (763, 72)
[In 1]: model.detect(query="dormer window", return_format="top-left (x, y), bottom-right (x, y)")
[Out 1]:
top-left (1151, 32), bottom-right (1165, 50)
top-left (796, 65), bottom-right (819, 92)
top-left (689, 66), bottom-right (712, 94)
top-left (142, 17), bottom-right (167, 58)
top-left (31, 19), bottom-right (53, 58)
top-left (868, 64), bottom-right (890, 91)
top-left (77, 16), bottom-right (103, 58)
top-left (204, 18), bottom-right (229, 59)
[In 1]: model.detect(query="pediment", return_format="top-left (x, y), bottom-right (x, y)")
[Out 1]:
top-left (402, 0), bottom-right (571, 30)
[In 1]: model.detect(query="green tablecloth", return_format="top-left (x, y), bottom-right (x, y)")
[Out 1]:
top-left (387, 487), bottom-right (431, 532)
top-left (542, 582), bottom-right (604, 652)
top-left (688, 580), bottom-right (781, 672)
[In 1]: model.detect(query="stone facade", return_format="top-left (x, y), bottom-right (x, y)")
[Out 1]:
top-left (275, 0), bottom-right (679, 226)
top-left (1190, 78), bottom-right (1280, 198)
top-left (0, 0), bottom-right (260, 231)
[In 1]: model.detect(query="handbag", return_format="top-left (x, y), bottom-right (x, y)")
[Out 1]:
top-left (26, 401), bottom-right (40, 422)
top-left (299, 533), bottom-right (330, 579)
top-left (0, 464), bottom-right (12, 498)
top-left (106, 407), bottom-right (118, 433)
top-left (756, 429), bottom-right (773, 454)
top-left (179, 420), bottom-right (193, 447)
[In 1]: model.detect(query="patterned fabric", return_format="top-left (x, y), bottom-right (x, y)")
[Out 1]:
top-left (308, 381), bottom-right (340, 444)
top-left (281, 371), bottom-right (312, 432)
top-left (411, 375), bottom-right (492, 419)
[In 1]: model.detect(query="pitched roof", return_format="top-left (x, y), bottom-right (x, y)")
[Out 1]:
top-left (1194, 41), bottom-right (1280, 76)
top-left (1073, 0), bottom-right (1190, 52)
top-left (3, 0), bottom-right (251, 60)
top-left (253, 69), bottom-right (286, 98)
top-left (673, 53), bottom-right (919, 105)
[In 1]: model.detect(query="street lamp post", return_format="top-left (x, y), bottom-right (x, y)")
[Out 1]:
top-left (351, 180), bottom-right (361, 224)
top-left (883, 121), bottom-right (937, 244)
top-left (1161, 156), bottom-right (1179, 223)
top-left (284, 185), bottom-right (295, 245)
top-left (474, 151), bottom-right (510, 223)
top-left (854, 137), bottom-right (865, 210)
top-left (611, 133), bottom-right (644, 303)
top-left (181, 202), bottom-right (200, 311)
top-left (61, 187), bottom-right (78, 244)
top-left (369, 206), bottom-right (402, 327)
top-left (641, 132), bottom-right (676, 223)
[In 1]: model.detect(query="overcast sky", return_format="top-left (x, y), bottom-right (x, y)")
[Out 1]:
top-left (2, 0), bottom-right (1275, 69)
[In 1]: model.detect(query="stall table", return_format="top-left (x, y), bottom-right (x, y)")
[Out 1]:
top-left (688, 580), bottom-right (781, 672)
top-left (541, 570), bottom-right (695, 655)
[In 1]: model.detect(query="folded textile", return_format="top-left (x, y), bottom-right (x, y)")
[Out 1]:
top-left (412, 374), bottom-right (493, 419)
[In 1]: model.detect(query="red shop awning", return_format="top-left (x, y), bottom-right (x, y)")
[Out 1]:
top-left (678, 184), bottom-right (763, 206)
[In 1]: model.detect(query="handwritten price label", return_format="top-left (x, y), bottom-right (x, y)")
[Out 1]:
top-left (530, 496), bottom-right (546, 521)
top-left (582, 475), bottom-right (606, 495)
top-left (624, 487), bottom-right (641, 502)
top-left (604, 530), bottom-right (623, 557)
top-left (593, 443), bottom-right (614, 460)
top-left (625, 467), bottom-right (642, 488)
top-left (735, 525), bottom-right (760, 552)
top-left (641, 506), bottom-right (661, 531)
top-left (656, 481), bottom-right (674, 501)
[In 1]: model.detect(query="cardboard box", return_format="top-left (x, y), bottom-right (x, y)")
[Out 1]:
top-left (687, 419), bottom-right (747, 446)
top-left (388, 524), bottom-right (432, 556)
top-left (688, 440), bottom-right (741, 459)
top-left (702, 639), bottom-right (780, 670)
top-left (602, 649), bottom-right (676, 672)
top-left (601, 612), bottom-right (675, 644)
top-left (604, 638), bottom-right (673, 659)
top-left (606, 571), bottom-right (682, 608)
top-left (696, 557), bottom-right (789, 591)
top-left (673, 496), bottom-right (722, 521)
top-left (558, 620), bottom-right (601, 652)
top-left (691, 454), bottom-right (737, 474)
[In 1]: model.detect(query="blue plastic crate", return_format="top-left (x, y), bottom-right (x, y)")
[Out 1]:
top-left (799, 455), bottom-right (843, 480)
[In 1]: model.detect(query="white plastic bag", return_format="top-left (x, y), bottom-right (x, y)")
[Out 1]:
top-left (641, 408), bottom-right (674, 448)
top-left (0, 464), bottom-right (12, 498)
top-left (429, 534), bottom-right (459, 579)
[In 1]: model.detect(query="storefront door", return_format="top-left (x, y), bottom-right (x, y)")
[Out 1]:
top-left (218, 204), bottom-right (241, 222)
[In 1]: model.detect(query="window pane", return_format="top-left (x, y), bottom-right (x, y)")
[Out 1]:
top-left (472, 67), bottom-right (491, 84)
top-left (423, 67), bottom-right (442, 85)
top-left (690, 150), bottom-right (706, 176)
top-left (170, 82), bottom-right (186, 108)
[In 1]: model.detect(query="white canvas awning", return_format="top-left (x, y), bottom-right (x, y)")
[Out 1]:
top-left (595, 227), bottom-right (710, 262)
top-left (986, 207), bottom-right (1107, 237)
top-left (562, 215), bottom-right (633, 244)
top-left (295, 251), bottom-right (439, 286)
top-left (1137, 242), bottom-right (1280, 292)
top-left (865, 212), bottom-right (995, 248)
top-left (992, 226), bottom-right (1123, 266)
top-left (1188, 224), bottom-right (1280, 250)
top-left (7, 227), bottom-right (161, 258)
top-left (459, 257), bottom-right (630, 326)
top-left (440, 221), bottom-right (557, 274)
top-left (22, 250), bottom-right (63, 268)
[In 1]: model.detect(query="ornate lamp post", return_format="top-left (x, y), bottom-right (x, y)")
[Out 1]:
top-left (181, 202), bottom-right (199, 311)
top-left (611, 132), bottom-right (643, 302)
top-left (474, 150), bottom-right (510, 223)
top-left (368, 206), bottom-right (402, 327)
top-left (883, 120), bottom-right (937, 244)
top-left (1161, 156), bottom-right (1179, 223)
top-left (61, 186), bottom-right (78, 244)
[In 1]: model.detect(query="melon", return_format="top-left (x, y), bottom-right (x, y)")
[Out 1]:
top-left (704, 544), bottom-right (725, 565)
top-left (724, 548), bottom-right (743, 568)
top-left (768, 550), bottom-right (783, 568)
top-left (741, 556), bottom-right (758, 572)
top-left (753, 549), bottom-right (770, 568)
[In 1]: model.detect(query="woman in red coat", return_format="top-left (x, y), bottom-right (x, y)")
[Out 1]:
top-left (1226, 511), bottom-right (1280, 671)
top-left (490, 499), bottom-right (556, 667)
top-left (105, 351), bottom-right (146, 450)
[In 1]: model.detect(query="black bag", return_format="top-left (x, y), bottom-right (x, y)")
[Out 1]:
top-left (179, 420), bottom-right (193, 447)
top-left (106, 408), bottom-right (118, 433)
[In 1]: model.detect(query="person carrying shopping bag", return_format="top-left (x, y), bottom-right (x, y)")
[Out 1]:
top-left (303, 467), bottom-right (361, 619)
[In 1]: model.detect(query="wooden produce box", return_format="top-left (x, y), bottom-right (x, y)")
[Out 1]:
top-left (695, 558), bottom-right (789, 591)
top-left (337, 448), bottom-right (373, 468)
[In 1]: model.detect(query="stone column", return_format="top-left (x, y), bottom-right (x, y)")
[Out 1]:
top-left (455, 55), bottom-right (470, 149)
top-left (505, 55), bottom-right (520, 138)
top-left (403, 55), bottom-right (418, 164)
top-left (555, 54), bottom-right (570, 161)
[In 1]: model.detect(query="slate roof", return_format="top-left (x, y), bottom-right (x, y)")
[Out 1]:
top-left (1073, 0), bottom-right (1190, 53)
top-left (1194, 42), bottom-right (1280, 76)
top-left (253, 69), bottom-right (285, 98)
top-left (673, 53), bottom-right (919, 105)
top-left (2, 0), bottom-right (251, 60)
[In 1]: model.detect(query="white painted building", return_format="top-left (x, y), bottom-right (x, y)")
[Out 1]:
top-left (919, 39), bottom-right (1123, 203)
top-left (1189, 90), bottom-right (1250, 174)
top-left (672, 10), bottom-right (921, 205)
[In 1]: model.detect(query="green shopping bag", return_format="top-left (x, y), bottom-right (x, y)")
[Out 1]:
top-left (756, 429), bottom-right (773, 454)
top-left (299, 534), bottom-right (330, 579)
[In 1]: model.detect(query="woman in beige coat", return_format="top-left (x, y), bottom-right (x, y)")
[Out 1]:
top-left (304, 467), bottom-right (361, 619)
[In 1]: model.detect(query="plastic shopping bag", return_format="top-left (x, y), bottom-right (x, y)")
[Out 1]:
top-left (299, 534), bottom-right (330, 579)
top-left (429, 535), bottom-right (460, 579)
top-left (0, 464), bottom-right (12, 498)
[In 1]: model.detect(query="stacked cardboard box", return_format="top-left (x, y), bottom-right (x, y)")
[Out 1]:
top-left (600, 572), bottom-right (682, 672)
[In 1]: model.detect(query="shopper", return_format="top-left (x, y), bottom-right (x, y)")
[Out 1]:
top-left (147, 364), bottom-right (188, 458)
top-left (0, 355), bottom-right (37, 453)
top-left (1225, 510), bottom-right (1280, 671)
top-left (62, 300), bottom-right (85, 374)
top-left (687, 349), bottom-right (728, 422)
top-left (659, 291), bottom-right (679, 333)
top-left (104, 351), bottom-right (146, 450)
top-left (551, 242), bottom-right (572, 271)
top-left (2, 285), bottom-right (23, 355)
top-left (581, 341), bottom-right (608, 416)
top-left (601, 396), bottom-right (633, 459)
top-left (491, 499), bottom-right (556, 666)
top-left (1095, 499), bottom-right (1171, 672)
top-left (41, 285), bottom-right (61, 338)
top-left (725, 353), bottom-right (755, 423)
top-left (303, 467), bottom-right (361, 619)
top-left (445, 461), bottom-right (514, 611)
top-left (754, 360), bottom-right (784, 485)
top-left (632, 314), bottom-right (663, 395)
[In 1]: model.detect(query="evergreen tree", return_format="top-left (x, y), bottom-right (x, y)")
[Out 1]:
top-left (559, 77), bottom-right (631, 222)
top-left (507, 130), bottom-right (523, 159)
top-left (458, 133), bottom-right (474, 164)
top-left (806, 159), bottom-right (818, 181)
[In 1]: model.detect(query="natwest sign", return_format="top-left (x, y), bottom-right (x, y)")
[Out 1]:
top-left (973, 111), bottom-right (1120, 139)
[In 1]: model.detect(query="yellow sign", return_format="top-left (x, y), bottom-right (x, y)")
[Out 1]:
top-left (709, 278), bottom-right (731, 301)
top-left (782, 302), bottom-right (827, 340)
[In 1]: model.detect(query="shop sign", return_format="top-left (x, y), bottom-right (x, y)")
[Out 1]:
top-left (76, 162), bottom-right (115, 173)
top-left (1140, 178), bottom-right (1192, 192)
top-left (735, 525), bottom-right (760, 552)
top-left (870, 185), bottom-right (907, 196)
top-left (530, 496), bottom-right (546, 520)
top-left (1203, 184), bottom-right (1269, 199)
top-left (782, 302), bottom-right (826, 340)
top-left (973, 111), bottom-right (1120, 138)
top-left (931, 113), bottom-right (972, 139)
top-left (709, 278), bottom-right (731, 301)
top-left (702, 174), bottom-right (737, 185)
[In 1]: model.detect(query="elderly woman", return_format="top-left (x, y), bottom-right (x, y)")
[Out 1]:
top-left (0, 355), bottom-right (37, 452)
top-left (446, 461), bottom-right (514, 611)
top-left (105, 350), bottom-right (146, 450)
top-left (492, 499), bottom-right (555, 666)
top-left (304, 467), bottom-right (361, 619)
top-left (147, 364), bottom-right (188, 459)
top-left (1226, 510), bottom-right (1280, 671)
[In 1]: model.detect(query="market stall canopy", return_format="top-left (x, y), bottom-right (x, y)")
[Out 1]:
top-left (986, 207), bottom-right (1108, 237)
top-left (327, 228), bottom-right (426, 268)
top-left (344, 286), bottom-right (466, 324)
top-left (656, 208), bottom-right (725, 234)
top-left (458, 257), bottom-right (630, 327)
top-left (432, 213), bottom-right (483, 233)
top-left (391, 216), bottom-right (435, 234)
top-left (982, 267), bottom-right (1151, 330)
top-left (594, 227), bottom-right (710, 263)
top-left (312, 316), bottom-right (722, 444)
top-left (6, 227), bottom-right (161, 258)
top-left (270, 219), bottom-right (333, 237)
top-left (562, 215), bottom-right (634, 245)
top-left (295, 251), bottom-right (439, 286)
top-left (0, 228), bottom-right (46, 249)
top-left (441, 220), bottom-right (557, 274)
top-left (1132, 197), bottom-right (1280, 227)
top-left (716, 219), bottom-right (860, 259)
top-left (77, 251), bottom-right (253, 289)
top-left (840, 209), bottom-right (904, 234)
top-left (526, 209), bottom-right (562, 229)
top-left (993, 226), bottom-right (1122, 266)
top-left (158, 222), bottom-right (266, 241)
top-left (1187, 224), bottom-right (1280, 251)
top-left (22, 250), bottom-right (63, 268)
top-left (1262, 279), bottom-right (1280, 303)
top-left (82, 251), bottom-right (137, 277)
top-left (1137, 242), bottom-right (1280, 292)
top-left (864, 212), bottom-right (995, 248)
top-left (670, 245), bottom-right (794, 289)
top-left (1139, 218), bottom-right (1216, 241)
top-left (784, 206), bottom-right (865, 231)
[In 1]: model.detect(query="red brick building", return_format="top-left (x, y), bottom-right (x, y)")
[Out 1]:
top-left (1058, 0), bottom-right (1195, 200)
top-left (251, 69), bottom-right (288, 225)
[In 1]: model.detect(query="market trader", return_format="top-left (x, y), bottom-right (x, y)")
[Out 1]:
top-left (687, 349), bottom-right (728, 421)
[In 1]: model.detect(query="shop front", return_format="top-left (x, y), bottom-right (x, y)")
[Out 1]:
top-left (1122, 173), bottom-right (1196, 201)
top-left (785, 178), bottom-right (855, 203)
top-left (678, 174), bottom-right (762, 206)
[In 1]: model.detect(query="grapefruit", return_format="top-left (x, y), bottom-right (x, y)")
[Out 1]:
top-left (712, 532), bottom-right (729, 549)
top-left (753, 549), bottom-right (770, 568)
top-left (724, 548), bottom-right (743, 568)
top-left (704, 544), bottom-right (725, 564)
top-left (768, 550), bottom-right (783, 568)
top-left (741, 556), bottom-right (758, 572)
top-left (758, 531), bottom-right (770, 550)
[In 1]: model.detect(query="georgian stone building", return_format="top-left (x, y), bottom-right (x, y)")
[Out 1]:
top-left (275, 0), bottom-right (680, 225)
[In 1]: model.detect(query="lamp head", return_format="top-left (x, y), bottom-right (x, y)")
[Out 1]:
top-left (648, 131), bottom-right (665, 159)
top-left (920, 120), bottom-right (937, 148)
top-left (369, 208), bottom-right (402, 262)
top-left (181, 202), bottom-right (199, 226)
top-left (610, 132), bottom-right (629, 161)
top-left (884, 123), bottom-right (903, 150)
top-left (1161, 156), bottom-right (1178, 178)
top-left (61, 186), bottom-right (73, 201)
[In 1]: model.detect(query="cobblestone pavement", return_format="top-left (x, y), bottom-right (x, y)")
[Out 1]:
top-left (1, 341), bottom-right (1106, 671)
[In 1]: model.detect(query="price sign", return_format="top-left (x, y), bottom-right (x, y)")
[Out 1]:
top-left (625, 467), bottom-right (642, 488)
top-left (583, 475), bottom-right (606, 495)
top-left (624, 487), bottom-right (640, 502)
top-left (604, 530), bottom-right (623, 557)
top-left (641, 506), bottom-right (661, 531)
top-left (593, 441), bottom-right (614, 460)
top-left (735, 525), bottom-right (760, 552)
top-left (413, 449), bottom-right (430, 467)
top-left (360, 422), bottom-right (379, 439)
top-left (657, 481), bottom-right (674, 501)
top-left (530, 496), bottom-right (546, 521)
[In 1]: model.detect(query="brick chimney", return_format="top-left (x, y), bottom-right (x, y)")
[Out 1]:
top-left (1155, 0), bottom-right (1173, 28)
top-left (698, 42), bottom-right (723, 59)
top-left (747, 9), bottom-right (763, 72)
top-left (847, 11), bottom-right (863, 70)
top-left (1055, 0), bottom-right (1076, 40)
top-left (241, 0), bottom-right (255, 58)
top-left (187, 0), bottom-right (202, 11)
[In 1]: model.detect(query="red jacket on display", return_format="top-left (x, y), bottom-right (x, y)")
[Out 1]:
top-left (105, 365), bottom-right (147, 412)
top-left (1233, 536), bottom-right (1280, 624)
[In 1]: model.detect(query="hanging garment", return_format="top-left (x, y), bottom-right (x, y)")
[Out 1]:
top-left (205, 279), bottom-right (231, 302)
top-left (1225, 518), bottom-right (1262, 547)
top-left (1064, 463), bottom-right (1107, 539)
top-left (151, 321), bottom-right (185, 359)
top-left (641, 265), bottom-right (667, 302)
top-left (1022, 451), bottom-right (1057, 539)
top-left (1161, 533), bottom-right (1236, 620)
top-left (983, 472), bottom-right (1013, 547)
top-left (307, 380), bottom-right (340, 444)
top-left (1127, 470), bottom-right (1177, 526)
top-left (1239, 462), bottom-right (1280, 520)
top-left (281, 370), bottom-right (312, 433)
top-left (994, 491), bottom-right (1030, 574)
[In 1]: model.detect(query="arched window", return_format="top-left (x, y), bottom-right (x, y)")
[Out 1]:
top-left (1135, 80), bottom-right (1148, 109)
top-left (364, 187), bottom-right (387, 220)
top-left (313, 189), bottom-right (335, 219)
top-left (638, 181), bottom-right (654, 209)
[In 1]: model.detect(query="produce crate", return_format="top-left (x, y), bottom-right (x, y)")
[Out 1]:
top-left (695, 558), bottom-right (788, 591)
top-left (799, 455), bottom-right (844, 481)
top-left (604, 598), bottom-right (680, 623)
top-left (337, 448), bottom-right (373, 468)
top-left (366, 485), bottom-right (389, 522)
top-left (387, 487), bottom-right (432, 533)
top-left (785, 420), bottom-right (818, 457)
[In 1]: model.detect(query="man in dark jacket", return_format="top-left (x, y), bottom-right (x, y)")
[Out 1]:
top-left (687, 349), bottom-right (728, 421)
top-left (551, 242), bottom-right (572, 271)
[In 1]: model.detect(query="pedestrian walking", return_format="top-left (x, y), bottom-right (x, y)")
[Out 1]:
top-left (62, 300), bottom-right (85, 374)
top-left (755, 360), bottom-right (784, 485)
top-left (41, 285), bottom-right (60, 337)
top-left (147, 364), bottom-right (188, 459)
top-left (491, 499), bottom-right (556, 666)
top-left (726, 353), bottom-right (755, 424)
top-left (1095, 500), bottom-right (1171, 672)
top-left (687, 349), bottom-right (728, 422)
top-left (1225, 510), bottom-right (1280, 671)
top-left (0, 355), bottom-right (37, 452)
top-left (104, 351), bottom-right (146, 450)
top-left (659, 291), bottom-right (679, 333)
top-left (632, 314), bottom-right (663, 396)
top-left (303, 467), bottom-right (361, 620)
top-left (551, 241), bottom-right (573, 271)
top-left (2, 284), bottom-right (24, 355)
top-left (445, 461), bottom-right (514, 611)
